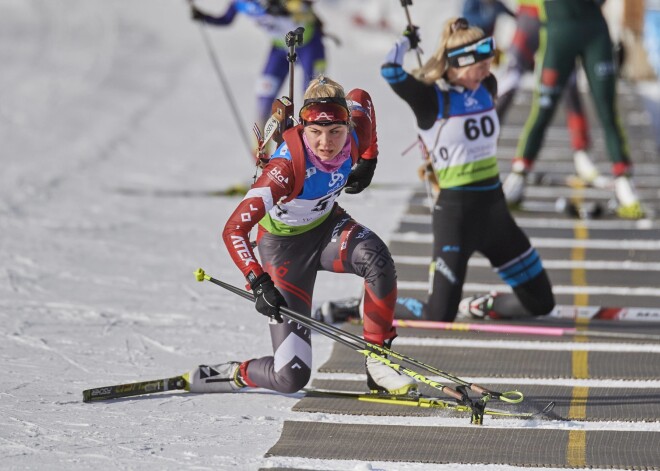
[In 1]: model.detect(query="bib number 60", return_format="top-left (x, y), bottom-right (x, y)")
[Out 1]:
top-left (464, 116), bottom-right (495, 140)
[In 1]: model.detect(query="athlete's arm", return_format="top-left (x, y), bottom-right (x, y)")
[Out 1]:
top-left (347, 88), bottom-right (378, 159)
top-left (222, 158), bottom-right (295, 281)
top-left (195, 1), bottom-right (239, 26)
top-left (380, 37), bottom-right (439, 130)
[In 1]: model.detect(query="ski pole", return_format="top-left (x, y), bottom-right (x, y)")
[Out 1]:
top-left (194, 268), bottom-right (523, 405)
top-left (285, 27), bottom-right (305, 104)
top-left (394, 318), bottom-right (660, 341)
top-left (399, 0), bottom-right (423, 68)
top-left (188, 0), bottom-right (253, 158)
top-left (256, 27), bottom-right (301, 158)
top-left (194, 269), bottom-right (476, 409)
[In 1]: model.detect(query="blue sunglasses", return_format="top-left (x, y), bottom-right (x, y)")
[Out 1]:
top-left (446, 37), bottom-right (496, 68)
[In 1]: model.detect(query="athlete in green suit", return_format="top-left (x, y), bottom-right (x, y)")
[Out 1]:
top-left (503, 0), bottom-right (645, 219)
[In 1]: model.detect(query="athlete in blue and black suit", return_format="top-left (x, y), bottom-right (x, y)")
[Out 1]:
top-left (380, 17), bottom-right (555, 322)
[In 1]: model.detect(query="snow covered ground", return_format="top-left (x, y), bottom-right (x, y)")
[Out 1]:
top-left (1, 1), bottom-right (658, 470)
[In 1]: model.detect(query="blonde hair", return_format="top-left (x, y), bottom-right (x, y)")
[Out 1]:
top-left (303, 75), bottom-right (346, 100)
top-left (413, 17), bottom-right (485, 85)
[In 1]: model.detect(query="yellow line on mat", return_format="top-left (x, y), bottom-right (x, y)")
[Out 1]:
top-left (567, 429), bottom-right (587, 467)
top-left (567, 220), bottom-right (589, 466)
top-left (571, 222), bottom-right (589, 308)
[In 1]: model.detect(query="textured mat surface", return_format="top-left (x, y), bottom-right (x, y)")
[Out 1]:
top-left (319, 342), bottom-right (660, 380)
top-left (266, 421), bottom-right (660, 469)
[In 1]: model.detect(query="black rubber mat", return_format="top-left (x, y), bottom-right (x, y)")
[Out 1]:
top-left (339, 315), bottom-right (660, 344)
top-left (301, 379), bottom-right (660, 422)
top-left (319, 342), bottom-right (660, 380)
top-left (266, 421), bottom-right (660, 469)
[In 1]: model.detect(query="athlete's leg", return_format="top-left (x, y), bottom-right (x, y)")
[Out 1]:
top-left (318, 207), bottom-right (416, 394)
top-left (581, 20), bottom-right (644, 218)
top-left (256, 47), bottom-right (289, 128)
top-left (564, 67), bottom-right (591, 152)
top-left (426, 194), bottom-right (475, 322)
top-left (514, 22), bottom-right (580, 170)
top-left (504, 22), bottom-right (580, 205)
top-left (480, 198), bottom-right (555, 318)
top-left (317, 208), bottom-right (397, 345)
top-left (580, 21), bottom-right (631, 174)
top-left (564, 66), bottom-right (605, 185)
top-left (238, 227), bottom-right (321, 393)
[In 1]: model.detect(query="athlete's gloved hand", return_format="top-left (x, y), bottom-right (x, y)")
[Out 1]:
top-left (262, 0), bottom-right (288, 16)
top-left (403, 25), bottom-right (421, 50)
top-left (250, 273), bottom-right (286, 323)
top-left (190, 5), bottom-right (206, 22)
top-left (345, 158), bottom-right (377, 194)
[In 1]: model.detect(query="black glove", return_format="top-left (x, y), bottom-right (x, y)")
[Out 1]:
top-left (250, 273), bottom-right (287, 323)
top-left (190, 5), bottom-right (207, 22)
top-left (345, 158), bottom-right (377, 194)
top-left (262, 0), bottom-right (288, 16)
top-left (403, 25), bottom-right (421, 50)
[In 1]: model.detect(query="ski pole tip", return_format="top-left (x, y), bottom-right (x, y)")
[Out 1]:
top-left (194, 268), bottom-right (207, 282)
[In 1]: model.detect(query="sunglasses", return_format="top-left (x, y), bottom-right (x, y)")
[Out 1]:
top-left (446, 36), bottom-right (496, 68)
top-left (299, 97), bottom-right (350, 126)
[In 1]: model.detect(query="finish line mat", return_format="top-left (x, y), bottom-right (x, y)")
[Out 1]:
top-left (266, 421), bottom-right (660, 469)
top-left (319, 343), bottom-right (660, 380)
top-left (297, 379), bottom-right (660, 422)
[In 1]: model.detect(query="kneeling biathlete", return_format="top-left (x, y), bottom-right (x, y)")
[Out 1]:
top-left (371, 18), bottom-right (555, 323)
top-left (188, 76), bottom-right (417, 396)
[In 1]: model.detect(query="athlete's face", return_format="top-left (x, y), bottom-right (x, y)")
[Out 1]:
top-left (447, 58), bottom-right (493, 90)
top-left (303, 124), bottom-right (349, 160)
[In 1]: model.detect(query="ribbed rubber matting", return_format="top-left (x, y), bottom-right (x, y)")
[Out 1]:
top-left (319, 343), bottom-right (660, 380)
top-left (299, 379), bottom-right (660, 422)
top-left (266, 421), bottom-right (660, 469)
top-left (341, 320), bottom-right (660, 344)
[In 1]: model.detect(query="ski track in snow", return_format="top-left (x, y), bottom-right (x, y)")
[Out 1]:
top-left (0, 0), bottom-right (657, 470)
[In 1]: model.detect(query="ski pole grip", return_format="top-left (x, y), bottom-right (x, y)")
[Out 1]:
top-left (285, 27), bottom-right (305, 47)
top-left (444, 386), bottom-right (468, 402)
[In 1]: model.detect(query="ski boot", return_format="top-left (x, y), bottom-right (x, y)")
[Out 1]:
top-left (573, 150), bottom-right (611, 189)
top-left (313, 298), bottom-right (361, 323)
top-left (503, 160), bottom-right (529, 208)
top-left (365, 340), bottom-right (418, 396)
top-left (186, 362), bottom-right (247, 393)
top-left (614, 175), bottom-right (645, 220)
top-left (457, 292), bottom-right (498, 320)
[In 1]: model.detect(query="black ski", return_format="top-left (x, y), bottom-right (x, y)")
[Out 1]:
top-left (82, 375), bottom-right (188, 403)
